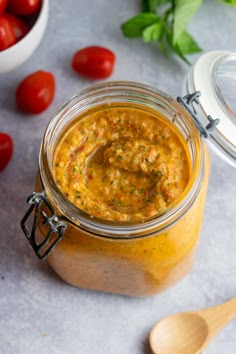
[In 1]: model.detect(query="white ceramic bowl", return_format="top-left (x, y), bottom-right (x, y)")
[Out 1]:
top-left (0, 0), bottom-right (49, 74)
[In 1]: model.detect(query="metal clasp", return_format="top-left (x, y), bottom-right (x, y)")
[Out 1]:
top-left (21, 190), bottom-right (67, 260)
top-left (177, 91), bottom-right (220, 138)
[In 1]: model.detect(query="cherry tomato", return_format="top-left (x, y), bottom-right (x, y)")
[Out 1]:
top-left (0, 133), bottom-right (13, 172)
top-left (72, 46), bottom-right (116, 79)
top-left (4, 13), bottom-right (28, 41)
top-left (7, 0), bottom-right (40, 16)
top-left (0, 0), bottom-right (8, 15)
top-left (0, 15), bottom-right (16, 51)
top-left (16, 71), bottom-right (56, 114)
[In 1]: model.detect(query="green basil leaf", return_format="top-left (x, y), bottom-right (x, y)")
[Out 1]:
top-left (142, 0), bottom-right (170, 13)
top-left (218, 0), bottom-right (236, 6)
top-left (158, 35), bottom-right (168, 54)
top-left (166, 30), bottom-right (189, 63)
top-left (166, 30), bottom-right (201, 64)
top-left (175, 30), bottom-right (202, 55)
top-left (141, 0), bottom-right (152, 12)
top-left (142, 21), bottom-right (164, 42)
top-left (173, 0), bottom-right (202, 43)
top-left (121, 13), bottom-right (160, 38)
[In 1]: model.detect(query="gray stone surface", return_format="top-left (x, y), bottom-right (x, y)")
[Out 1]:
top-left (0, 1), bottom-right (236, 353)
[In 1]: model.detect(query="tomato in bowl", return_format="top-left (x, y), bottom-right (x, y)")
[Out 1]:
top-left (0, 0), bottom-right (48, 73)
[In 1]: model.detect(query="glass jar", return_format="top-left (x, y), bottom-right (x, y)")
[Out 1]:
top-left (21, 51), bottom-right (235, 297)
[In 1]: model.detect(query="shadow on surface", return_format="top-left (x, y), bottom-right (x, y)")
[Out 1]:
top-left (142, 334), bottom-right (153, 354)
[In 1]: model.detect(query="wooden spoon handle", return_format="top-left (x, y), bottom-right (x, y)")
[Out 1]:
top-left (199, 298), bottom-right (236, 335)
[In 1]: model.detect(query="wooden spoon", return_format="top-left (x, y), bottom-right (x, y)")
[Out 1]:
top-left (149, 298), bottom-right (236, 354)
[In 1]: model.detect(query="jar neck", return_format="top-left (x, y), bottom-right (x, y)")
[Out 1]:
top-left (39, 81), bottom-right (204, 239)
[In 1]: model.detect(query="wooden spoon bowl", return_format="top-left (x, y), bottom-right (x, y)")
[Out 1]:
top-left (150, 298), bottom-right (236, 354)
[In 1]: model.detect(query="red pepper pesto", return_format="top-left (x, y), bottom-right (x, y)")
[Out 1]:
top-left (54, 106), bottom-right (191, 221)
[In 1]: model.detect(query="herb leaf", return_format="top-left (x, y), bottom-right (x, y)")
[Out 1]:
top-left (173, 0), bottom-right (202, 43)
top-left (142, 0), bottom-right (150, 12)
top-left (142, 0), bottom-right (170, 13)
top-left (218, 0), bottom-right (236, 5)
top-left (175, 30), bottom-right (202, 55)
top-left (121, 0), bottom-right (234, 63)
top-left (121, 13), bottom-right (160, 38)
top-left (166, 31), bottom-right (189, 64)
top-left (167, 30), bottom-right (201, 64)
top-left (142, 21), bottom-right (164, 42)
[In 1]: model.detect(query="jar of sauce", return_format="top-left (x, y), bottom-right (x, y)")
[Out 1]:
top-left (21, 51), bottom-right (236, 296)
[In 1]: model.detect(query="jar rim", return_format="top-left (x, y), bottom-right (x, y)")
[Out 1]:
top-left (39, 81), bottom-right (204, 238)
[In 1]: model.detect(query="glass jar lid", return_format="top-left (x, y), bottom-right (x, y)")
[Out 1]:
top-left (185, 50), bottom-right (236, 168)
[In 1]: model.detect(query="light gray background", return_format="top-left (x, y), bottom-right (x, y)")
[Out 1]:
top-left (0, 1), bottom-right (236, 353)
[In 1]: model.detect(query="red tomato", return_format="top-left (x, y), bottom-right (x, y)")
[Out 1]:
top-left (4, 13), bottom-right (28, 41)
top-left (0, 15), bottom-right (16, 50)
top-left (7, 0), bottom-right (40, 16)
top-left (0, 133), bottom-right (13, 172)
top-left (72, 46), bottom-right (116, 79)
top-left (0, 0), bottom-right (8, 15)
top-left (16, 71), bottom-right (56, 114)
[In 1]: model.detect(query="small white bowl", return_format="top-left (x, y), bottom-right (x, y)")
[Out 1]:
top-left (0, 0), bottom-right (49, 74)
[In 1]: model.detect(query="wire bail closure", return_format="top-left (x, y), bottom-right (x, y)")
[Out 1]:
top-left (21, 190), bottom-right (67, 260)
top-left (177, 91), bottom-right (220, 138)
